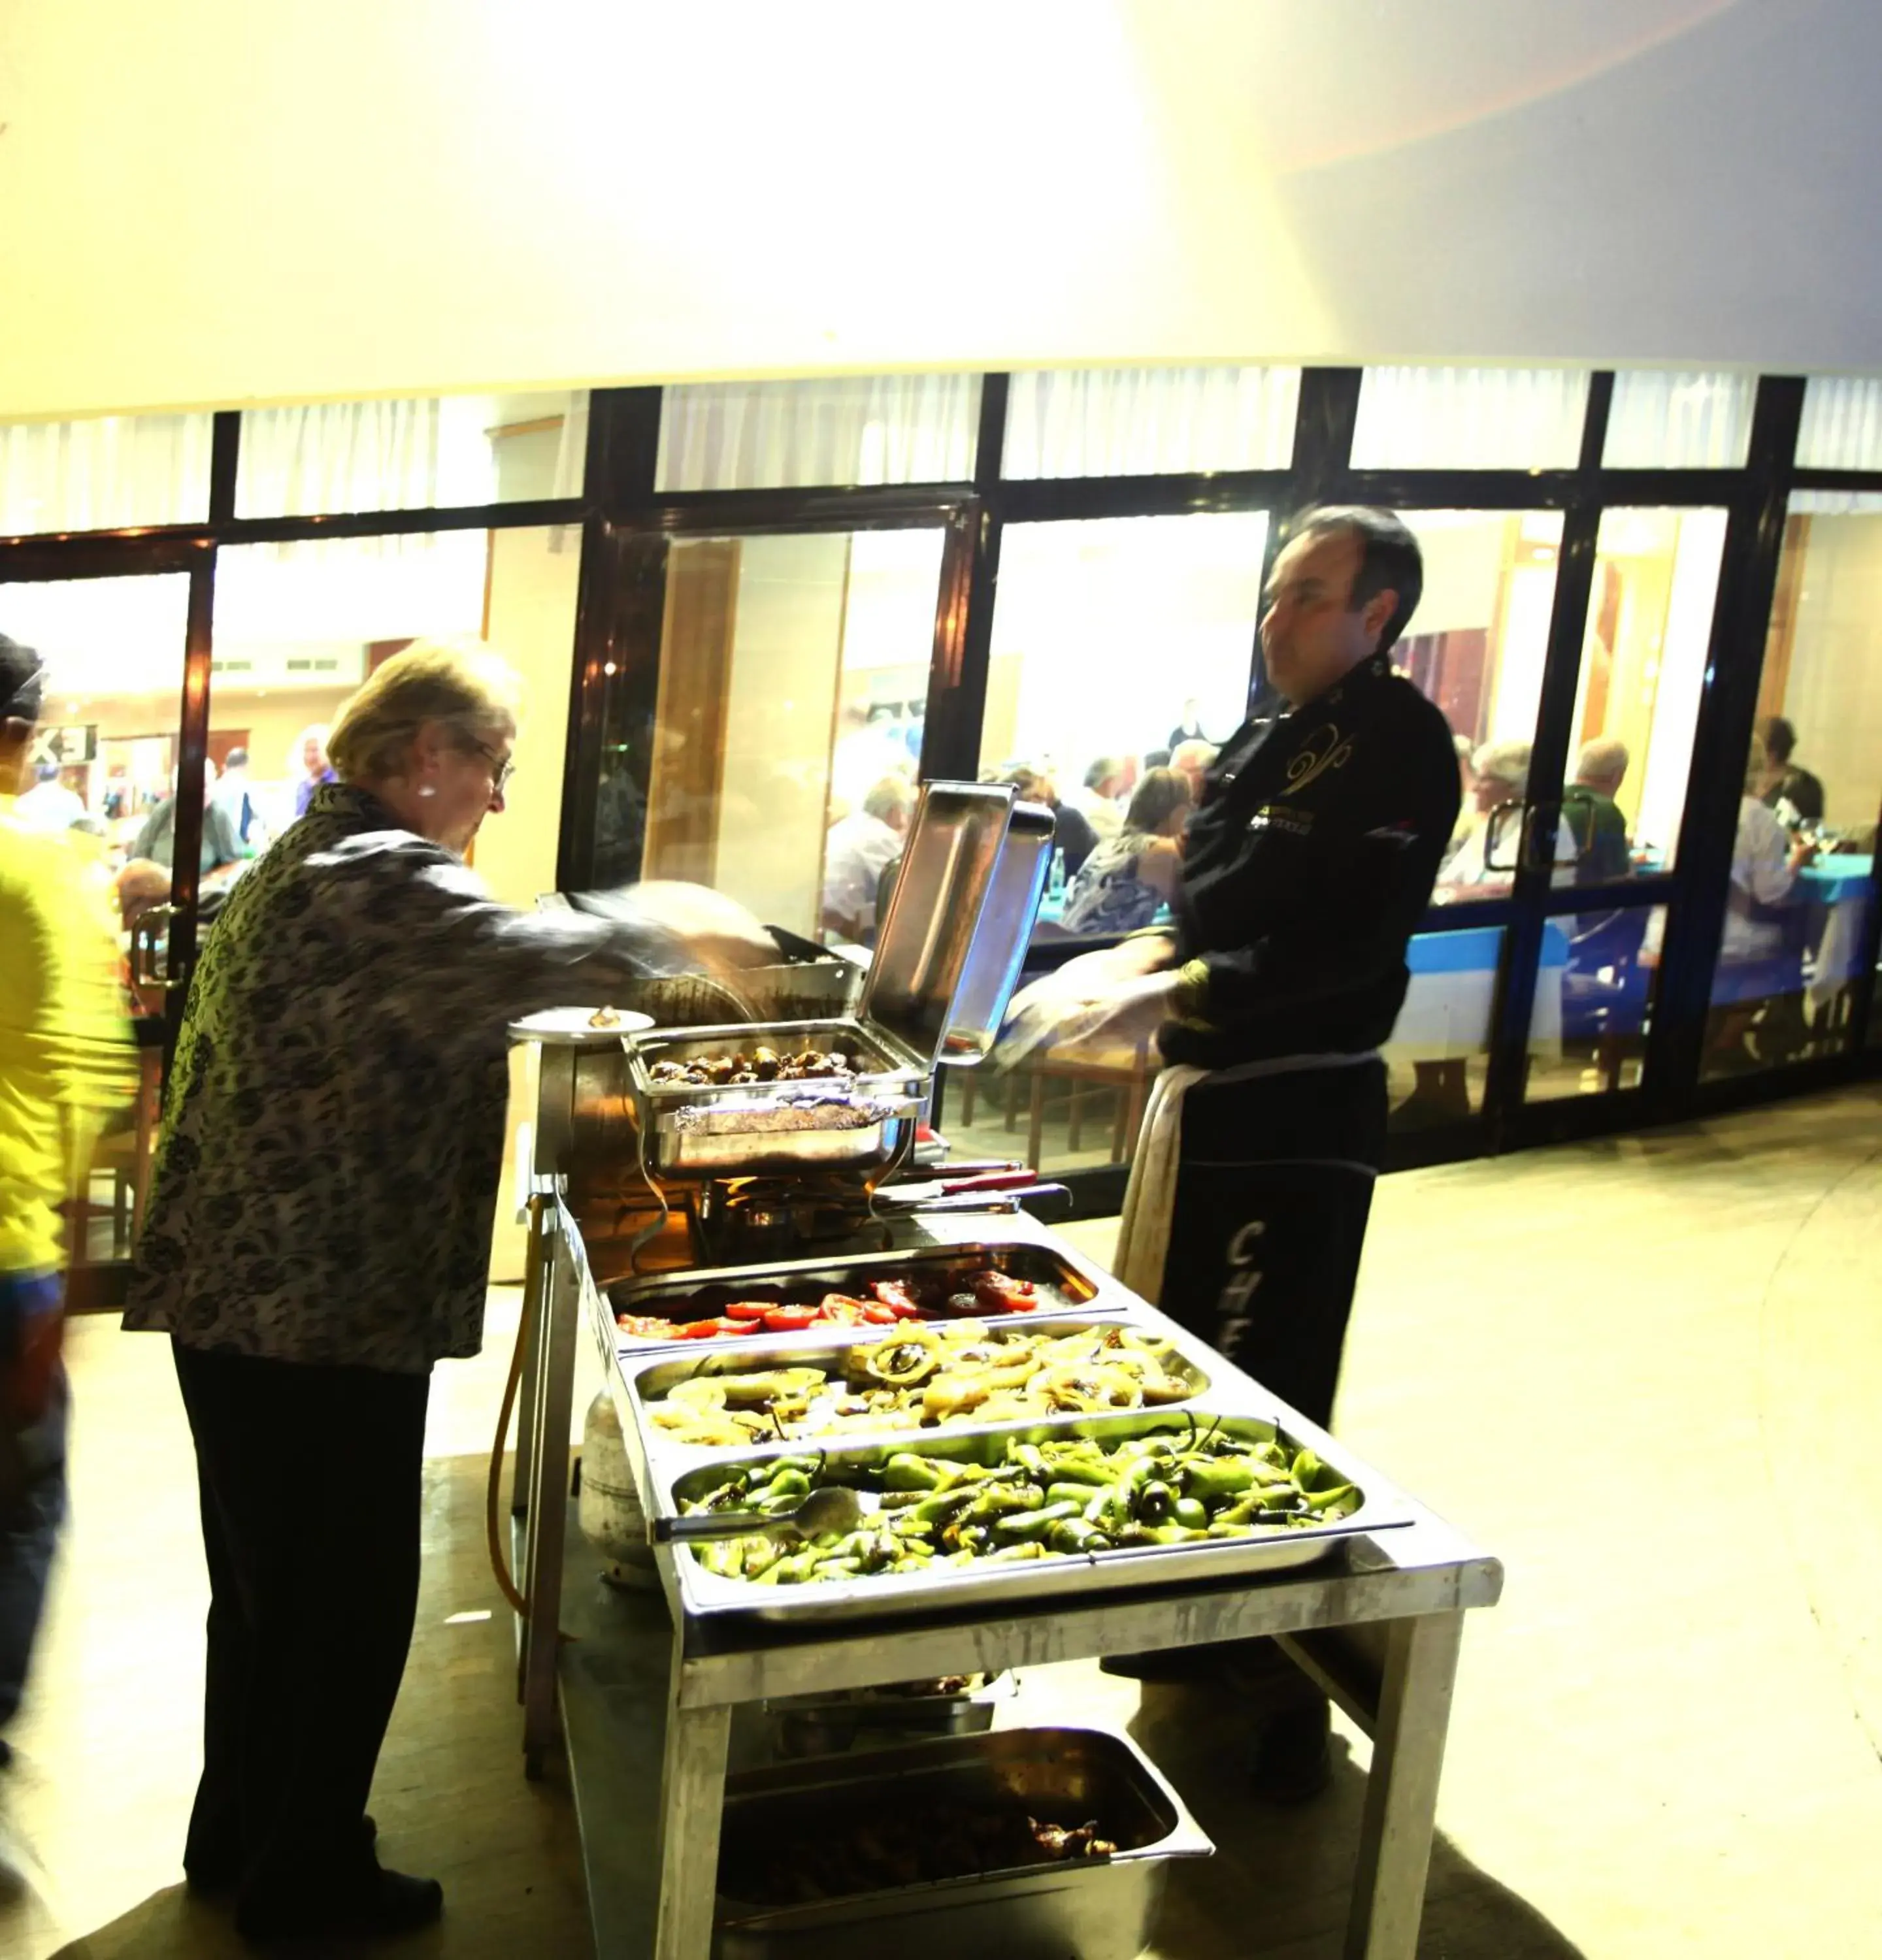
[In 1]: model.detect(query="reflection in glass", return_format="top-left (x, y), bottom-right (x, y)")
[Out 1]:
top-left (0, 414), bottom-right (214, 535)
top-left (1554, 508), bottom-right (1726, 878)
top-left (235, 391), bottom-right (588, 517)
top-left (1351, 367), bottom-right (1587, 470)
top-left (1529, 904), bottom-right (1666, 1102)
top-left (603, 529), bottom-right (944, 941)
top-left (1002, 367), bottom-right (1299, 479)
top-left (1384, 924), bottom-right (1505, 1130)
top-left (1394, 511), bottom-right (1564, 904)
top-left (976, 512), bottom-right (1268, 945)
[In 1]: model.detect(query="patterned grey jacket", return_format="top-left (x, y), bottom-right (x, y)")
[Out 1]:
top-left (124, 785), bottom-right (677, 1373)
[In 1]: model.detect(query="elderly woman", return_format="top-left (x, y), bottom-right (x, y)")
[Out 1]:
top-left (124, 644), bottom-right (764, 1942)
top-left (1059, 767), bottom-right (1192, 936)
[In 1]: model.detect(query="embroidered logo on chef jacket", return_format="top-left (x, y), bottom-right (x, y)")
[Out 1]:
top-left (1279, 727), bottom-right (1353, 797)
top-left (1247, 804), bottom-right (1314, 836)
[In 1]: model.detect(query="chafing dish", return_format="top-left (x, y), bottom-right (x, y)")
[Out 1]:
top-left (625, 1314), bottom-right (1216, 1462)
top-left (714, 1725), bottom-right (1212, 1960)
top-left (619, 783), bottom-right (1053, 1187)
top-left (646, 1409), bottom-right (1409, 1626)
top-left (605, 1238), bottom-right (1118, 1352)
top-left (625, 1019), bottom-right (927, 1179)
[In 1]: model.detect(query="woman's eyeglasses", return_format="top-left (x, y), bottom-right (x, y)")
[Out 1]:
top-left (470, 741), bottom-right (516, 794)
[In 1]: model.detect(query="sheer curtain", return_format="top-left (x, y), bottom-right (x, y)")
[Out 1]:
top-left (1795, 377), bottom-right (1882, 471)
top-left (1351, 367), bottom-right (1589, 470)
top-left (655, 374), bottom-right (980, 492)
top-left (235, 397), bottom-right (501, 517)
top-left (1001, 367), bottom-right (1299, 478)
top-left (1604, 372), bottom-right (1754, 468)
top-left (0, 414), bottom-right (214, 535)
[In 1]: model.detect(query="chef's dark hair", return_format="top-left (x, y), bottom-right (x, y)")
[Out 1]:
top-left (1291, 506), bottom-right (1423, 655)
top-left (0, 633), bottom-right (44, 728)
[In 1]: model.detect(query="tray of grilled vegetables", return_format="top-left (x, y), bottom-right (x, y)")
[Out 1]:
top-left (631, 1318), bottom-right (1209, 1453)
top-left (644, 1409), bottom-right (1408, 1624)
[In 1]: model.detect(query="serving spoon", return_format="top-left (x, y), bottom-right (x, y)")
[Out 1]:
top-left (651, 1484), bottom-right (876, 1546)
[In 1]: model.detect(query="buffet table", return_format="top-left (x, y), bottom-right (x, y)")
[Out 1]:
top-left (512, 1191), bottom-right (1503, 1960)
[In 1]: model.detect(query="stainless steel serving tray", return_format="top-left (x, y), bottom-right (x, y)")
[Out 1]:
top-left (605, 1237), bottom-right (1125, 1354)
top-left (714, 1725), bottom-right (1211, 1960)
top-left (624, 1017), bottom-right (927, 1180)
top-left (646, 1409), bottom-right (1411, 1627)
top-left (627, 1314), bottom-right (1217, 1467)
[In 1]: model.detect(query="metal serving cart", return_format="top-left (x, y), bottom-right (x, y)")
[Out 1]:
top-left (506, 783), bottom-right (1503, 1960)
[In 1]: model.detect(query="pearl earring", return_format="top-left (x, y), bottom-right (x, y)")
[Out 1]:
top-left (419, 785), bottom-right (437, 798)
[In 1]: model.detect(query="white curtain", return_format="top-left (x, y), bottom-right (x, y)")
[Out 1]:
top-left (1002, 366), bottom-right (1300, 479)
top-left (1789, 489), bottom-right (1882, 517)
top-left (1795, 377), bottom-right (1882, 471)
top-left (1351, 366), bottom-right (1589, 471)
top-left (0, 414), bottom-right (214, 535)
top-left (1604, 372), bottom-right (1753, 469)
top-left (235, 397), bottom-right (499, 516)
top-left (654, 374), bottom-right (980, 493)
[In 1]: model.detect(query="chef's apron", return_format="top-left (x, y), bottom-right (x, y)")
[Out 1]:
top-left (1158, 1051), bottom-right (1388, 1431)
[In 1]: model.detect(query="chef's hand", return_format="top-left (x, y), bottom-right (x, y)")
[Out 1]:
top-left (995, 966), bottom-right (1180, 1069)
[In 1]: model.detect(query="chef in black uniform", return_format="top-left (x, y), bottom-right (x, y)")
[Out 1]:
top-left (1155, 506), bottom-right (1458, 1422)
top-left (1078, 507), bottom-right (1460, 1792)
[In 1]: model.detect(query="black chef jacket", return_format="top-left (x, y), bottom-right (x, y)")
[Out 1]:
top-left (1160, 651), bottom-right (1461, 1071)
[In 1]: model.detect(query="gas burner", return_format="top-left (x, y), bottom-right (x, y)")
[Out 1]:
top-left (693, 1175), bottom-right (890, 1263)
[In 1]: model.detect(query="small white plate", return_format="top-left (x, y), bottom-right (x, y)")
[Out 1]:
top-left (507, 1005), bottom-right (656, 1045)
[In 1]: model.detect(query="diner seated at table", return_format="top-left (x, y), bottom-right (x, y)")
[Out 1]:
top-left (1436, 740), bottom-right (1578, 894)
top-left (1757, 715), bottom-right (1826, 828)
top-left (821, 775), bottom-right (912, 943)
top-left (993, 761), bottom-right (1098, 877)
top-left (1168, 738), bottom-right (1217, 806)
top-left (1058, 766), bottom-right (1191, 936)
top-left (1062, 755), bottom-right (1135, 843)
top-left (1562, 737), bottom-right (1633, 885)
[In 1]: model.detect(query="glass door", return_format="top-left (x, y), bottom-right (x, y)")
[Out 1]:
top-left (0, 571), bottom-right (198, 1305)
top-left (577, 521), bottom-right (954, 939)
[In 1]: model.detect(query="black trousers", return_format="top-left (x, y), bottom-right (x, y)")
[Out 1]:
top-left (171, 1339), bottom-right (430, 1895)
top-left (1160, 1054), bottom-right (1389, 1431)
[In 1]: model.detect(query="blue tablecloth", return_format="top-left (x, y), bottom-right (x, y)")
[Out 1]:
top-left (1406, 919), bottom-right (1570, 975)
top-left (1799, 854), bottom-right (1874, 907)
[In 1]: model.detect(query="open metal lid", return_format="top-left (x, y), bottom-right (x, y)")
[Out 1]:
top-left (857, 781), bottom-right (1053, 1068)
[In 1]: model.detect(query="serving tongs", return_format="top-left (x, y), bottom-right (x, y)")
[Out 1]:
top-left (652, 1485), bottom-right (877, 1546)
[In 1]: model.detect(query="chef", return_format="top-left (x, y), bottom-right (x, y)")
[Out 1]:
top-left (1010, 507), bottom-right (1459, 1793)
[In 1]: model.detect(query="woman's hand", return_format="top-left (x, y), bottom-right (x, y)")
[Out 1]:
top-left (606, 881), bottom-right (780, 975)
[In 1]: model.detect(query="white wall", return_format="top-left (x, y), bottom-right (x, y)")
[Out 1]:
top-left (4, 1), bottom-right (1881, 419)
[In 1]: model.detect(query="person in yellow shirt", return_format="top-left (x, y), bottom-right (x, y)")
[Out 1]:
top-left (0, 632), bottom-right (133, 1782)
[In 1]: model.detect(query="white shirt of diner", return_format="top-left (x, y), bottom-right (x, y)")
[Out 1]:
top-left (821, 811), bottom-right (904, 938)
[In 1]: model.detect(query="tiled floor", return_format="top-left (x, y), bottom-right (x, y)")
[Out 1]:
top-left (7, 1083), bottom-right (1882, 1957)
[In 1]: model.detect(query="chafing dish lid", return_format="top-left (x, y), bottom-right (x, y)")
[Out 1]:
top-left (857, 782), bottom-right (1042, 1069)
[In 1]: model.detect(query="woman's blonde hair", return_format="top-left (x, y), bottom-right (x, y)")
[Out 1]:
top-left (327, 640), bottom-right (523, 784)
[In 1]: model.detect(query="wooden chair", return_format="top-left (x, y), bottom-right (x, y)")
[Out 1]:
top-left (1021, 1035), bottom-right (1155, 1171)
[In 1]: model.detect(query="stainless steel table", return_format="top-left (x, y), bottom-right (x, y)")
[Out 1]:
top-left (512, 1195), bottom-right (1503, 1960)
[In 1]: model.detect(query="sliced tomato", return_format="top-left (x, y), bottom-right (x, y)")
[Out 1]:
top-left (722, 1301), bottom-right (770, 1321)
top-left (616, 1314), bottom-right (681, 1339)
top-left (673, 1318), bottom-right (725, 1339)
top-left (859, 1303), bottom-right (899, 1325)
top-left (761, 1304), bottom-right (819, 1333)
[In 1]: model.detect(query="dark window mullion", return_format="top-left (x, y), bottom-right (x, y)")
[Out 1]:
top-left (1640, 375), bottom-right (1808, 1108)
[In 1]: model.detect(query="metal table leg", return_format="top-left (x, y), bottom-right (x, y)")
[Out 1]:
top-left (1344, 1609), bottom-right (1464, 1960)
top-left (652, 1656), bottom-right (732, 1960)
top-left (520, 1209), bottom-right (580, 1777)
